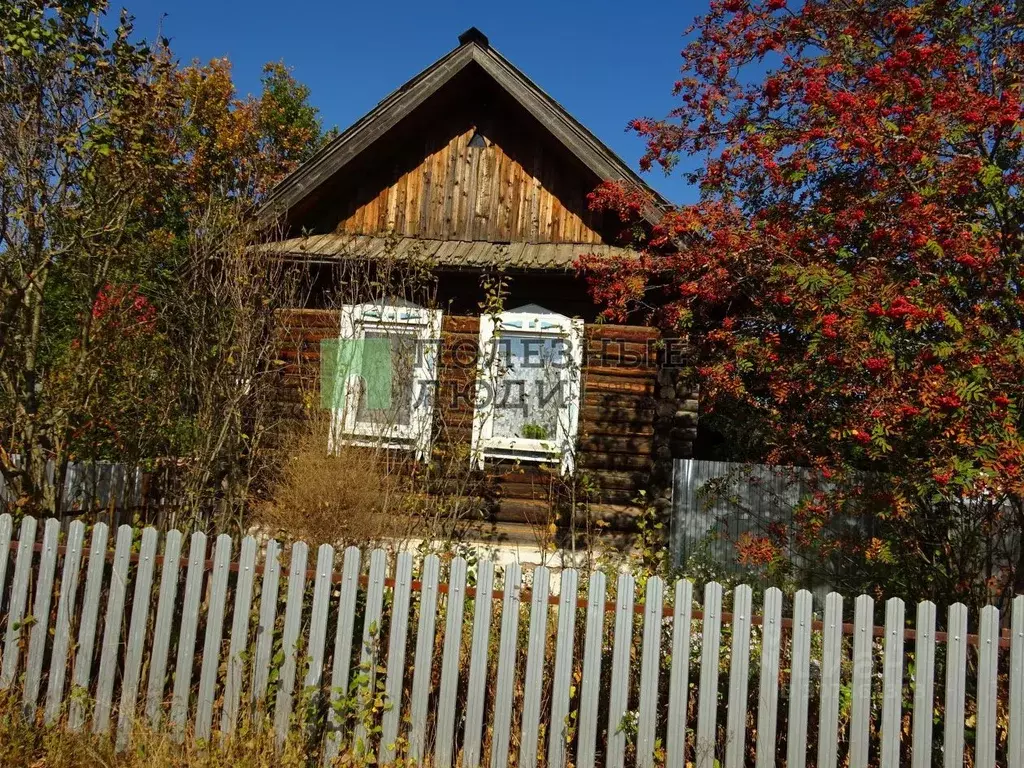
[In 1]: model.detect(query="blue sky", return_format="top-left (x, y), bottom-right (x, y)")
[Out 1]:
top-left (122, 0), bottom-right (710, 204)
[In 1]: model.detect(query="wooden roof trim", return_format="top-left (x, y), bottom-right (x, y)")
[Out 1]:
top-left (261, 30), bottom-right (668, 225)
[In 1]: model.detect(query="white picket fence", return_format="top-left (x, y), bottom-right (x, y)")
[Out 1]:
top-left (0, 513), bottom-right (1022, 767)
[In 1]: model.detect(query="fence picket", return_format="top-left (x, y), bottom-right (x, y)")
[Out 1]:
top-left (324, 546), bottom-right (362, 764)
top-left (725, 584), bottom-right (753, 768)
top-left (695, 581), bottom-right (723, 768)
top-left (606, 572), bottom-right (636, 768)
top-left (169, 531), bottom-right (208, 741)
top-left (1009, 595), bottom-right (1024, 768)
top-left (879, 597), bottom-right (906, 768)
top-left (911, 601), bottom-right (937, 768)
top-left (115, 527), bottom-right (158, 749)
top-left (637, 576), bottom-right (664, 768)
top-left (45, 519), bottom-right (85, 725)
top-left (849, 594), bottom-right (875, 768)
top-left (1, 515), bottom-right (38, 690)
top-left (93, 524), bottom-right (134, 734)
top-left (380, 551), bottom-right (415, 765)
top-left (786, 590), bottom-right (813, 768)
top-left (975, 605), bottom-right (999, 768)
top-left (666, 579), bottom-right (694, 768)
top-left (303, 543), bottom-right (336, 691)
top-left (195, 534), bottom-right (233, 742)
top-left (547, 568), bottom-right (579, 768)
top-left (943, 603), bottom-right (968, 768)
top-left (145, 529), bottom-right (183, 727)
top-left (816, 593), bottom-right (843, 768)
top-left (23, 518), bottom-right (60, 714)
top-left (576, 570), bottom-right (606, 768)
top-left (463, 559), bottom-right (495, 768)
top-left (755, 587), bottom-right (782, 768)
top-left (252, 538), bottom-right (281, 712)
top-left (354, 548), bottom-right (388, 757)
top-left (434, 556), bottom-right (469, 768)
top-left (1, 518), bottom-right (1021, 768)
top-left (221, 535), bottom-right (258, 735)
top-left (408, 553), bottom-right (440, 765)
top-left (517, 564), bottom-right (551, 768)
top-left (0, 515), bottom-right (12, 611)
top-left (274, 541), bottom-right (309, 748)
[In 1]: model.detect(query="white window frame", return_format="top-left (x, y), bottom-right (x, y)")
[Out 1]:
top-left (328, 300), bottom-right (442, 460)
top-left (471, 305), bottom-right (584, 475)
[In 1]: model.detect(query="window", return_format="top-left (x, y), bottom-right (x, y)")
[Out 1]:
top-left (471, 304), bottom-right (584, 474)
top-left (328, 299), bottom-right (442, 459)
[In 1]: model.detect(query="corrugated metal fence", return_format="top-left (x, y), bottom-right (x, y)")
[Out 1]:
top-left (1, 513), bottom-right (1022, 766)
top-left (0, 460), bottom-right (143, 512)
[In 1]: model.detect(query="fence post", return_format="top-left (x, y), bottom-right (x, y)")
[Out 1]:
top-left (725, 585), bottom-right (753, 768)
top-left (606, 572), bottom-right (636, 768)
top-left (303, 544), bottom-right (337, 695)
top-left (221, 536), bottom-right (258, 735)
top-left (911, 601), bottom-right (936, 768)
top-left (408, 553), bottom-right (441, 766)
top-left (943, 603), bottom-right (968, 768)
top-left (785, 590), bottom-right (813, 768)
top-left (666, 579), bottom-right (694, 768)
top-left (816, 593), bottom-right (843, 768)
top-left (274, 541), bottom-right (309, 749)
top-left (380, 551), bottom-right (416, 765)
top-left (115, 527), bottom-right (159, 749)
top-left (518, 565), bottom-right (551, 768)
top-left (547, 567), bottom-right (579, 768)
top-left (324, 546), bottom-right (362, 764)
top-left (195, 534), bottom-right (233, 742)
top-left (575, 570), bottom-right (606, 768)
top-left (636, 576), bottom-right (665, 768)
top-left (0, 515), bottom-right (38, 690)
top-left (93, 524), bottom-right (134, 734)
top-left (68, 521), bottom-right (109, 732)
top-left (755, 587), bottom-right (783, 768)
top-left (169, 531), bottom-right (208, 741)
top-left (22, 518), bottom-right (60, 714)
top-left (463, 560), bottom-right (496, 768)
top-left (849, 594), bottom-right (875, 768)
top-left (975, 605), bottom-right (999, 768)
top-left (44, 519), bottom-right (85, 725)
top-left (1009, 595), bottom-right (1024, 768)
top-left (353, 549), bottom-right (388, 757)
top-left (695, 581), bottom-right (723, 768)
top-left (879, 597), bottom-right (906, 768)
top-left (252, 539), bottom-right (282, 714)
top-left (145, 529), bottom-right (183, 728)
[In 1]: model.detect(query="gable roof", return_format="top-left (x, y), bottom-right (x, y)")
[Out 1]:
top-left (261, 28), bottom-right (668, 225)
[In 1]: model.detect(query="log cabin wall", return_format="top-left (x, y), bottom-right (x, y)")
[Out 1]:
top-left (275, 308), bottom-right (697, 539)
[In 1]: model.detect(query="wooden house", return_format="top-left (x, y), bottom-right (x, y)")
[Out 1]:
top-left (264, 28), bottom-right (699, 548)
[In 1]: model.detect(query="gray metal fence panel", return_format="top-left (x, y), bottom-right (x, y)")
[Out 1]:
top-left (606, 572), bottom-right (635, 768)
top-left (666, 579), bottom-right (694, 768)
top-left (849, 594), bottom-right (874, 768)
top-left (695, 581), bottom-right (723, 768)
top-left (408, 553), bottom-right (440, 765)
top-left (1, 515), bottom-right (38, 690)
top-left (880, 597), bottom-right (906, 768)
top-left (975, 605), bottom-right (999, 768)
top-left (324, 546), bottom-right (362, 764)
top-left (725, 584), bottom-right (753, 768)
top-left (911, 601), bottom-right (937, 768)
top-left (435, 556), bottom-right (468, 768)
top-left (463, 559), bottom-right (495, 768)
top-left (45, 519), bottom-right (85, 725)
top-left (169, 531), bottom-right (207, 740)
top-left (636, 576), bottom-right (664, 768)
top-left (380, 551), bottom-right (415, 765)
top-left (93, 524), bottom-right (134, 734)
top-left (115, 526), bottom-right (158, 749)
top-left (274, 541), bottom-right (309, 748)
top-left (518, 565), bottom-right (551, 768)
top-left (221, 535), bottom-right (258, 735)
top-left (755, 587), bottom-right (783, 768)
top-left (816, 592), bottom-right (843, 768)
top-left (576, 570), bottom-right (606, 768)
top-left (195, 534), bottom-right (232, 742)
top-left (943, 603), bottom-right (968, 768)
top-left (23, 518), bottom-right (60, 714)
top-left (547, 567), bottom-right (579, 768)
top-left (145, 528), bottom-right (182, 728)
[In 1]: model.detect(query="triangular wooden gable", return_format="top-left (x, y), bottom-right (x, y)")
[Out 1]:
top-left (264, 28), bottom-right (666, 245)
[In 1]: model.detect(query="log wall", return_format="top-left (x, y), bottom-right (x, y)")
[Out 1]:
top-left (275, 309), bottom-right (696, 537)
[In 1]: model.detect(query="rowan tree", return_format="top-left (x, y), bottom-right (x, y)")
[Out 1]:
top-left (583, 0), bottom-right (1024, 606)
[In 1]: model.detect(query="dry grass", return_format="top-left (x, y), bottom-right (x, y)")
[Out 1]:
top-left (256, 412), bottom-right (421, 549)
top-left (0, 693), bottom-right (312, 767)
